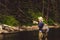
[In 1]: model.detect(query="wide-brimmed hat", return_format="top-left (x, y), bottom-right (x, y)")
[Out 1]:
top-left (38, 17), bottom-right (43, 21)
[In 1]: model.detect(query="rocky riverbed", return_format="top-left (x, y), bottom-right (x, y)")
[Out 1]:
top-left (0, 24), bottom-right (39, 33)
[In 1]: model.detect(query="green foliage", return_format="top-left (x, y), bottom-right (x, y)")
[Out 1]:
top-left (0, 15), bottom-right (19, 26)
top-left (43, 19), bottom-right (48, 24)
top-left (24, 23), bottom-right (33, 26)
top-left (48, 18), bottom-right (54, 25)
top-left (43, 18), bottom-right (55, 25)
top-left (41, 18), bottom-right (55, 25)
top-left (28, 9), bottom-right (42, 20)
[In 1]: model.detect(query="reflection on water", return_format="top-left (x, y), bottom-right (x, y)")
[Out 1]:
top-left (0, 30), bottom-right (39, 40)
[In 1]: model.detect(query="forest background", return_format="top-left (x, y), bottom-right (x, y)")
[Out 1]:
top-left (0, 0), bottom-right (60, 26)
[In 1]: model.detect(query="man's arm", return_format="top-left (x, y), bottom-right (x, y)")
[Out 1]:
top-left (33, 21), bottom-right (38, 24)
